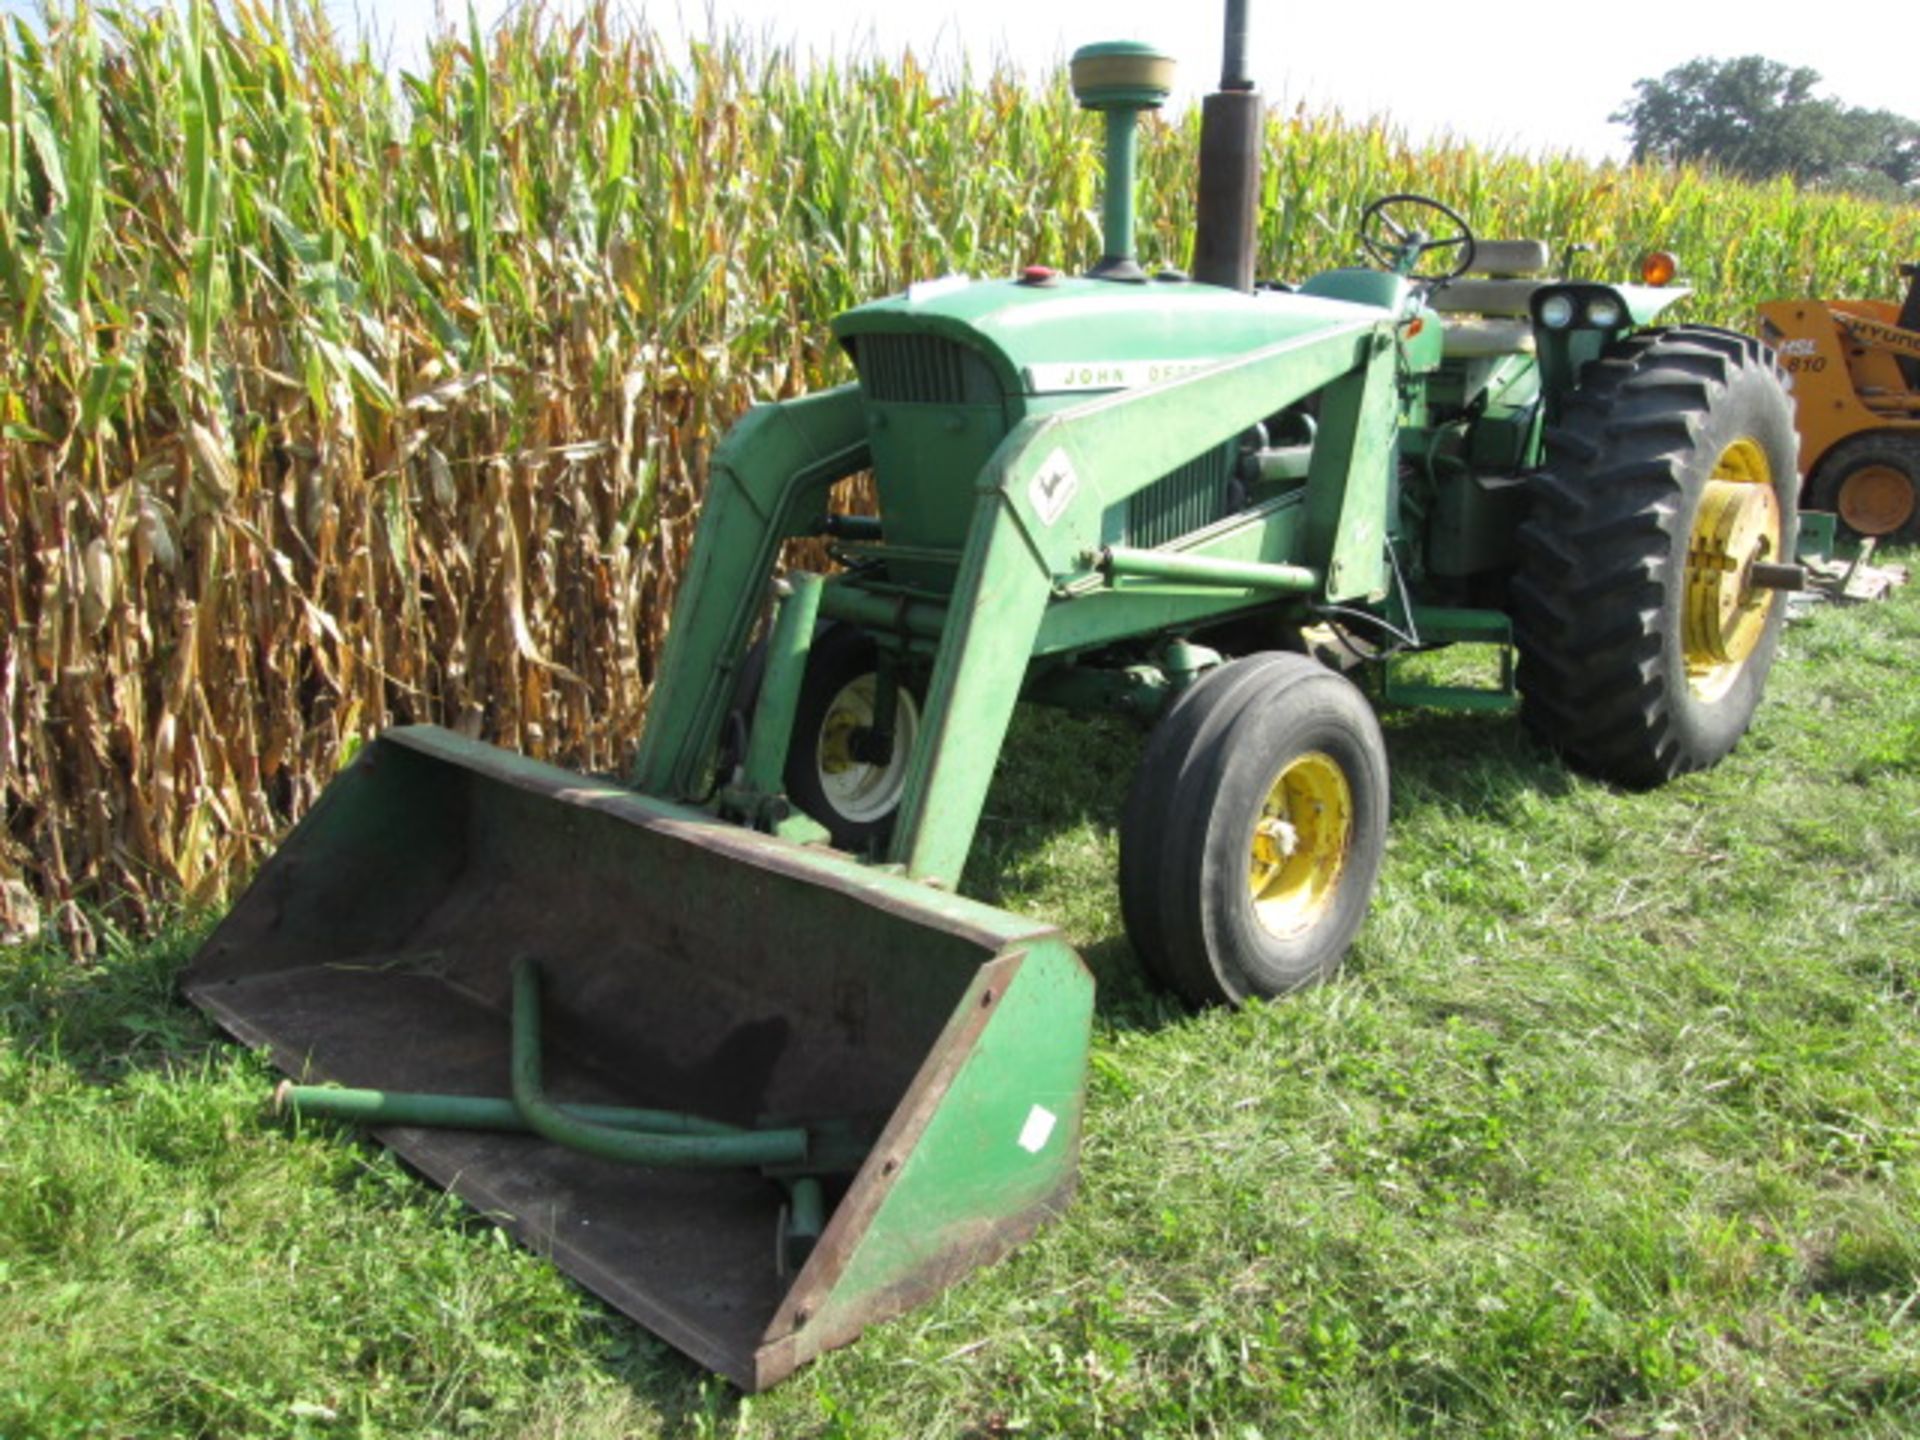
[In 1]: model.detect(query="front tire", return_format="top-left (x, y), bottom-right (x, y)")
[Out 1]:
top-left (1120, 654), bottom-right (1389, 1007)
top-left (1808, 432), bottom-right (1920, 545)
top-left (783, 625), bottom-right (922, 853)
top-left (1512, 326), bottom-right (1798, 787)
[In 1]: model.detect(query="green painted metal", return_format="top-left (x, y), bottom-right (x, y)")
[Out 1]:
top-left (1299, 268), bottom-right (1415, 313)
top-left (816, 583), bottom-right (948, 642)
top-left (1304, 335), bottom-right (1398, 601)
top-left (277, 1084), bottom-right (751, 1137)
top-left (864, 404), bottom-right (1005, 567)
top-left (1531, 284), bottom-right (1689, 413)
top-left (839, 313), bottom-right (1386, 885)
top-left (1067, 39), bottom-right (1176, 279)
top-left (1405, 605), bottom-right (1513, 643)
top-left (840, 282), bottom-right (1382, 401)
top-left (281, 1085), bottom-right (878, 1180)
top-left (186, 726), bottom-right (1093, 1391)
top-left (1032, 585), bottom-right (1289, 658)
top-left (887, 485), bottom-right (1057, 886)
top-left (1385, 682), bottom-right (1519, 715)
top-left (510, 958), bottom-right (811, 1168)
top-left (1022, 661), bottom-right (1171, 718)
top-left (757, 938), bottom-right (1094, 1380)
top-left (782, 1177), bottom-right (825, 1269)
top-left (739, 571), bottom-right (824, 807)
top-left (991, 320), bottom-right (1381, 574)
top-left (1796, 509), bottom-right (1838, 562)
top-left (833, 276), bottom-right (1384, 399)
top-left (1069, 40), bottom-right (1176, 108)
top-left (1096, 544), bottom-right (1319, 593)
top-left (1097, 112), bottom-right (1143, 271)
top-left (1383, 607), bottom-right (1517, 713)
top-left (1070, 36), bottom-right (1178, 278)
top-left (1617, 282), bottom-right (1693, 326)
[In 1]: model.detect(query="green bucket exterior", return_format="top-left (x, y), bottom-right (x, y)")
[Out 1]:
top-left (184, 725), bottom-right (1093, 1390)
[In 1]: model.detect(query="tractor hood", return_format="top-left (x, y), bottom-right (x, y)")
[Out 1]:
top-left (832, 274), bottom-right (1385, 399)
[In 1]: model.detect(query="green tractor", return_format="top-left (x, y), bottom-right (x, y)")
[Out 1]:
top-left (624, 39), bottom-right (1801, 1005)
top-left (186, 1), bottom-right (1801, 1389)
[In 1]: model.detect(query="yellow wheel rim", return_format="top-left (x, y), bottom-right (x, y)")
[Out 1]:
top-left (1683, 438), bottom-right (1781, 705)
top-left (1247, 751), bottom-right (1352, 939)
top-left (1837, 463), bottom-right (1917, 537)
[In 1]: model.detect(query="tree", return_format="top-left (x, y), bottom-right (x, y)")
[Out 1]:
top-left (1612, 56), bottom-right (1920, 197)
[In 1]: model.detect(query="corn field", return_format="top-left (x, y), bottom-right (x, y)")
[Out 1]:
top-left (1, 1), bottom-right (1915, 944)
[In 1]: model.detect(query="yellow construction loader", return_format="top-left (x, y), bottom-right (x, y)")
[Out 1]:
top-left (1759, 264), bottom-right (1920, 543)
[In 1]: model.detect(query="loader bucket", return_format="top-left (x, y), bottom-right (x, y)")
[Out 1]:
top-left (184, 726), bottom-right (1093, 1390)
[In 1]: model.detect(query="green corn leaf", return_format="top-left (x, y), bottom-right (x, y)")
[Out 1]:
top-left (76, 350), bottom-right (139, 437)
top-left (22, 103), bottom-right (63, 208)
top-left (56, 9), bottom-right (101, 315)
top-left (179, 0), bottom-right (230, 364)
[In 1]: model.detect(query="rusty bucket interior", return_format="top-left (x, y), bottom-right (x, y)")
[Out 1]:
top-left (185, 726), bottom-right (1094, 1390)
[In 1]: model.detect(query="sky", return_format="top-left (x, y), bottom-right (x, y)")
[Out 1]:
top-left (2, 0), bottom-right (1910, 163)
top-left (302, 0), bottom-right (1918, 164)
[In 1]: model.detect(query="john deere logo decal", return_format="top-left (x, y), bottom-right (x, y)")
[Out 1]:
top-left (1030, 448), bottom-right (1079, 526)
top-left (1026, 358), bottom-right (1214, 392)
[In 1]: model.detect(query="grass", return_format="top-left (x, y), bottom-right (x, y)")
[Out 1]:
top-left (4, 9), bottom-right (1919, 1430)
top-left (3, 578), bottom-right (1916, 1437)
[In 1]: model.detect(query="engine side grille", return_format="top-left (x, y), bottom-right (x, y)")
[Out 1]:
top-left (1125, 446), bottom-right (1235, 548)
top-left (852, 334), bottom-right (1000, 405)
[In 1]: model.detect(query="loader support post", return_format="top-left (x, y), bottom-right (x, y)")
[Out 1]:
top-left (740, 571), bottom-right (825, 804)
top-left (888, 492), bottom-right (1055, 886)
top-left (1305, 337), bottom-right (1399, 601)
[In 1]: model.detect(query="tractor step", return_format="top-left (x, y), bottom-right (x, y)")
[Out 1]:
top-left (1383, 606), bottom-right (1518, 713)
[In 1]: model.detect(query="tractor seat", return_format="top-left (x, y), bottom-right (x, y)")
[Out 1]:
top-left (1432, 239), bottom-right (1551, 358)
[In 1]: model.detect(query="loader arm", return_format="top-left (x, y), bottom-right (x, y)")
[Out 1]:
top-left (1833, 308), bottom-right (1920, 365)
top-left (881, 313), bottom-right (1398, 887)
top-left (630, 385), bottom-right (869, 801)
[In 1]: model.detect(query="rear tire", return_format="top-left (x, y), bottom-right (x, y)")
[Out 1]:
top-left (1512, 326), bottom-right (1798, 787)
top-left (1121, 654), bottom-right (1389, 1006)
top-left (1808, 432), bottom-right (1920, 545)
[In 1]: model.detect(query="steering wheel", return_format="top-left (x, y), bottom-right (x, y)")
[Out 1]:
top-left (1358, 193), bottom-right (1477, 282)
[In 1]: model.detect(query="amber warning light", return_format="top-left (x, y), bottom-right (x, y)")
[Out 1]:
top-left (1640, 251), bottom-right (1679, 286)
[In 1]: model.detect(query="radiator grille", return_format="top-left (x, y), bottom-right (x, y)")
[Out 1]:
top-left (853, 334), bottom-right (999, 405)
top-left (1125, 447), bottom-right (1234, 548)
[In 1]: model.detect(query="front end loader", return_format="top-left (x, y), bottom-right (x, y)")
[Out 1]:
top-left (185, 0), bottom-right (1803, 1387)
top-left (1759, 265), bottom-right (1920, 543)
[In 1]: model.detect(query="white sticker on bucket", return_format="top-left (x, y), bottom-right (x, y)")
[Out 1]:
top-left (1017, 1104), bottom-right (1058, 1155)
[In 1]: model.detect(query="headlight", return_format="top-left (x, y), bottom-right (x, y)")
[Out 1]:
top-left (1538, 295), bottom-right (1576, 330)
top-left (1585, 297), bottom-right (1624, 329)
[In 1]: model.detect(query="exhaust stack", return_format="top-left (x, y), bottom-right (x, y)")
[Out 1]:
top-left (1192, 0), bottom-right (1262, 291)
top-left (1070, 41), bottom-right (1175, 282)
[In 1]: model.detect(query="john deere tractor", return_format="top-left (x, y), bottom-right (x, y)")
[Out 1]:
top-left (186, 0), bottom-right (1801, 1389)
top-left (618, 37), bottom-right (1802, 1005)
